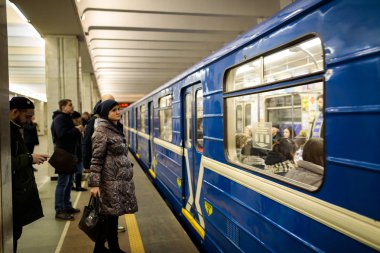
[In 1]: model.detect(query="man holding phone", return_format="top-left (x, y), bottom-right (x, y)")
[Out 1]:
top-left (9, 96), bottom-right (49, 252)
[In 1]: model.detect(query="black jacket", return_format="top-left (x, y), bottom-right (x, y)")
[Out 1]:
top-left (82, 115), bottom-right (97, 168)
top-left (51, 110), bottom-right (81, 154)
top-left (23, 122), bottom-right (39, 146)
top-left (10, 121), bottom-right (43, 227)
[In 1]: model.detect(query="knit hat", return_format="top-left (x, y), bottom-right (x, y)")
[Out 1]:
top-left (99, 100), bottom-right (119, 119)
top-left (9, 97), bottom-right (35, 110)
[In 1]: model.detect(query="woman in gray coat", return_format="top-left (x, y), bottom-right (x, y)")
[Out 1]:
top-left (89, 100), bottom-right (138, 253)
top-left (285, 138), bottom-right (324, 187)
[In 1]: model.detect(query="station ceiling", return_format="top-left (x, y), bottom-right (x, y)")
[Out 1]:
top-left (8, 0), bottom-right (291, 103)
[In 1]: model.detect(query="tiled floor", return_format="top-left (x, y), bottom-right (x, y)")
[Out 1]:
top-left (17, 135), bottom-right (199, 253)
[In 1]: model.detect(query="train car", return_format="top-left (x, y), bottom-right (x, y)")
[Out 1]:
top-left (124, 0), bottom-right (380, 252)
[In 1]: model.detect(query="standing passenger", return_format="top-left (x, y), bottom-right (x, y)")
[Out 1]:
top-left (51, 99), bottom-right (83, 220)
top-left (23, 116), bottom-right (39, 172)
top-left (89, 100), bottom-right (138, 253)
top-left (9, 96), bottom-right (49, 252)
top-left (82, 94), bottom-right (126, 232)
top-left (311, 94), bottom-right (324, 138)
top-left (71, 111), bottom-right (87, 191)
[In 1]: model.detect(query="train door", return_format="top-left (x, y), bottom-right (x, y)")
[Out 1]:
top-left (135, 107), bottom-right (138, 153)
top-left (183, 83), bottom-right (203, 221)
top-left (148, 101), bottom-right (155, 169)
top-left (128, 110), bottom-right (132, 147)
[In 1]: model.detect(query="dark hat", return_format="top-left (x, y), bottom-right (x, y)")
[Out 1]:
top-left (99, 99), bottom-right (119, 119)
top-left (71, 111), bottom-right (81, 119)
top-left (93, 100), bottom-right (102, 114)
top-left (9, 96), bottom-right (35, 110)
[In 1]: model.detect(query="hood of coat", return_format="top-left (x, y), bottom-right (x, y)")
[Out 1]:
top-left (52, 110), bottom-right (65, 119)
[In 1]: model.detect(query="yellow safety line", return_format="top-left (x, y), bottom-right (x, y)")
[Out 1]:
top-left (124, 214), bottom-right (145, 253)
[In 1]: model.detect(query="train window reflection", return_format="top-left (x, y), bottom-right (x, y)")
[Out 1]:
top-left (159, 94), bottom-right (172, 142)
top-left (185, 93), bottom-right (192, 148)
top-left (264, 37), bottom-right (323, 83)
top-left (140, 104), bottom-right (146, 133)
top-left (196, 89), bottom-right (204, 152)
top-left (226, 82), bottom-right (325, 190)
top-left (225, 36), bottom-right (323, 92)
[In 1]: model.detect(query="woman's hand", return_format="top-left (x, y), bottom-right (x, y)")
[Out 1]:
top-left (90, 187), bottom-right (100, 197)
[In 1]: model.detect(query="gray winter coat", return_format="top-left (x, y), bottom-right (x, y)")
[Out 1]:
top-left (285, 160), bottom-right (324, 187)
top-left (88, 118), bottom-right (138, 216)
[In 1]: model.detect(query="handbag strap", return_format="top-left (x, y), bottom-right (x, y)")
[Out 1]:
top-left (89, 195), bottom-right (101, 213)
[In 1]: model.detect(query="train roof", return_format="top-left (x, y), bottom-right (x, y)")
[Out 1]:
top-left (130, 0), bottom-right (323, 106)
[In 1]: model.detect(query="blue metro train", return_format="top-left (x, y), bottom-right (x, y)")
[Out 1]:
top-left (123, 0), bottom-right (380, 252)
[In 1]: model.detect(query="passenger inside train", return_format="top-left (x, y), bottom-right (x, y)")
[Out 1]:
top-left (225, 37), bottom-right (326, 189)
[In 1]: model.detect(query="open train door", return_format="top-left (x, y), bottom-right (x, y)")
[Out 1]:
top-left (182, 83), bottom-right (204, 227)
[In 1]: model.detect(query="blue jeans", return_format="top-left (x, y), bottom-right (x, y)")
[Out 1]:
top-left (55, 173), bottom-right (74, 212)
top-left (75, 162), bottom-right (84, 175)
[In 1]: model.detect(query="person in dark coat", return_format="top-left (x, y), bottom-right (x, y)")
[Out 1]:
top-left (23, 117), bottom-right (39, 153)
top-left (51, 99), bottom-right (83, 220)
top-left (82, 94), bottom-right (114, 171)
top-left (71, 111), bottom-right (87, 191)
top-left (9, 96), bottom-right (49, 252)
top-left (23, 117), bottom-right (39, 172)
top-left (89, 100), bottom-right (137, 253)
top-left (265, 138), bottom-right (297, 175)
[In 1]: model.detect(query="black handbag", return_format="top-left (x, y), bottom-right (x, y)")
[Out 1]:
top-left (78, 196), bottom-right (105, 242)
top-left (48, 147), bottom-right (77, 174)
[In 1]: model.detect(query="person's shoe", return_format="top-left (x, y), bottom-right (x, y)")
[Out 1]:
top-left (65, 207), bottom-right (80, 214)
top-left (109, 249), bottom-right (125, 253)
top-left (55, 212), bottom-right (74, 220)
top-left (94, 246), bottom-right (110, 253)
top-left (117, 225), bottom-right (126, 233)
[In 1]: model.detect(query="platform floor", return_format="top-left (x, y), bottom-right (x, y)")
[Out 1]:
top-left (17, 135), bottom-right (199, 253)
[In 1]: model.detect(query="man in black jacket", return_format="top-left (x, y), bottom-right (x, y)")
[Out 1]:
top-left (9, 96), bottom-right (49, 252)
top-left (51, 99), bottom-right (83, 220)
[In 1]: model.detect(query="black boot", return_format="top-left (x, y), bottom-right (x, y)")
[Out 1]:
top-left (94, 234), bottom-right (109, 253)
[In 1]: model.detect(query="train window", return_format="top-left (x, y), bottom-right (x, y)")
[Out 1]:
top-left (225, 37), bottom-right (323, 92)
top-left (196, 89), bottom-right (203, 152)
top-left (245, 104), bottom-right (251, 128)
top-left (140, 104), bottom-right (146, 133)
top-left (236, 105), bottom-right (243, 133)
top-left (264, 37), bottom-right (323, 83)
top-left (185, 93), bottom-right (192, 148)
top-left (125, 111), bottom-right (129, 142)
top-left (158, 94), bottom-right (172, 142)
top-left (226, 58), bottom-right (262, 92)
top-left (226, 82), bottom-right (325, 190)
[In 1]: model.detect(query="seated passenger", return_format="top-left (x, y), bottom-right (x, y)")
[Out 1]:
top-left (283, 126), bottom-right (296, 139)
top-left (294, 129), bottom-right (308, 160)
top-left (235, 133), bottom-right (249, 160)
top-left (285, 138), bottom-right (324, 187)
top-left (272, 124), bottom-right (282, 143)
top-left (265, 138), bottom-right (297, 175)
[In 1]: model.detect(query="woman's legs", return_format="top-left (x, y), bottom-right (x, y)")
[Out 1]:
top-left (106, 215), bottom-right (125, 253)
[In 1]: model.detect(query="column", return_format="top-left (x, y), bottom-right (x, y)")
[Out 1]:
top-left (0, 0), bottom-right (13, 251)
top-left (81, 72), bottom-right (93, 113)
top-left (45, 35), bottom-right (80, 178)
